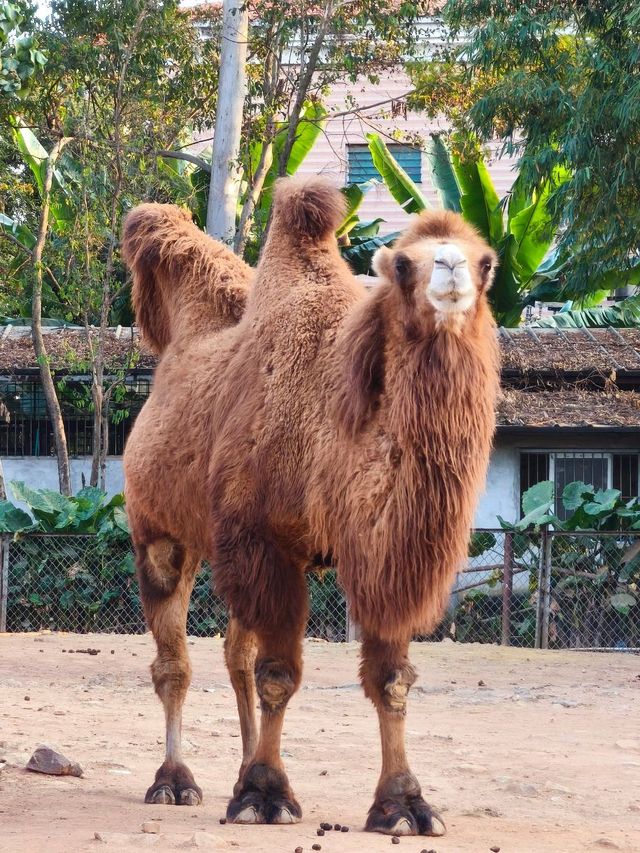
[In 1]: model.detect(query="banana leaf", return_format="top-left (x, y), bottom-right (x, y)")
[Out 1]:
top-left (366, 132), bottom-right (427, 214)
top-left (337, 179), bottom-right (378, 237)
top-left (341, 230), bottom-right (399, 276)
top-left (11, 123), bottom-right (76, 225)
top-left (425, 133), bottom-right (461, 212)
top-left (451, 155), bottom-right (503, 244)
top-left (532, 295), bottom-right (640, 328)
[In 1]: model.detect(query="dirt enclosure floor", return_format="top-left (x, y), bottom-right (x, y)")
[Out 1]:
top-left (0, 633), bottom-right (639, 853)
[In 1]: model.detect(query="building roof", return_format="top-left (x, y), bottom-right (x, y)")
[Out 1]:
top-left (498, 387), bottom-right (640, 431)
top-left (1, 324), bottom-right (639, 430)
top-left (499, 326), bottom-right (640, 377)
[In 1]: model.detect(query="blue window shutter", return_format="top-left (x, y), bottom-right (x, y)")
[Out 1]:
top-left (347, 144), bottom-right (422, 184)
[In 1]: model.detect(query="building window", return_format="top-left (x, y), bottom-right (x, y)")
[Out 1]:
top-left (519, 451), bottom-right (640, 519)
top-left (0, 377), bottom-right (151, 458)
top-left (347, 143), bottom-right (422, 184)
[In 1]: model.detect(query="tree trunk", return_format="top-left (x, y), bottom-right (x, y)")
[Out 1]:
top-left (31, 137), bottom-right (73, 496)
top-left (207, 0), bottom-right (249, 244)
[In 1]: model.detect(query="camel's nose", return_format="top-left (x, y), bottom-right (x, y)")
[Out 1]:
top-left (427, 243), bottom-right (476, 316)
top-left (433, 244), bottom-right (468, 272)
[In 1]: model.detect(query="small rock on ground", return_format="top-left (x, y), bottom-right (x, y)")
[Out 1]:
top-left (142, 822), bottom-right (160, 834)
top-left (26, 746), bottom-right (83, 777)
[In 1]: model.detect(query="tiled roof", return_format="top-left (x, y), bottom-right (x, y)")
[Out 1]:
top-left (2, 324), bottom-right (640, 430)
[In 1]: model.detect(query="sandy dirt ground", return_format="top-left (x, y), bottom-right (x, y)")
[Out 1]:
top-left (0, 632), bottom-right (639, 853)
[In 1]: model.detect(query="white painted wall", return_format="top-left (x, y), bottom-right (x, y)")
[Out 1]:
top-left (3, 447), bottom-right (520, 525)
top-left (474, 445), bottom-right (520, 529)
top-left (3, 458), bottom-right (124, 507)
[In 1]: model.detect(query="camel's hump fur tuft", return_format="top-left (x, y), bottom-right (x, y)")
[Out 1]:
top-left (272, 176), bottom-right (345, 240)
top-left (121, 202), bottom-right (251, 354)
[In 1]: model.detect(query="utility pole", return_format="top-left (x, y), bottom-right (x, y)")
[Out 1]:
top-left (207, 0), bottom-right (249, 245)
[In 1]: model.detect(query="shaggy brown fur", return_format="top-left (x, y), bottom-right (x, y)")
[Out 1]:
top-left (122, 177), bottom-right (500, 836)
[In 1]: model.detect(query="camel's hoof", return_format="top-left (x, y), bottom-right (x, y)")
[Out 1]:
top-left (179, 788), bottom-right (203, 806)
top-left (227, 762), bottom-right (301, 826)
top-left (146, 784), bottom-right (175, 805)
top-left (365, 772), bottom-right (445, 837)
top-left (145, 760), bottom-right (203, 807)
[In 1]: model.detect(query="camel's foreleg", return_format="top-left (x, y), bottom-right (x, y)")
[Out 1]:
top-left (136, 538), bottom-right (202, 806)
top-left (359, 633), bottom-right (446, 837)
top-left (224, 615), bottom-right (258, 792)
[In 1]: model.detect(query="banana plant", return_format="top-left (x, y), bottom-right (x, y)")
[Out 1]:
top-left (532, 295), bottom-right (640, 328)
top-left (365, 132), bottom-right (570, 326)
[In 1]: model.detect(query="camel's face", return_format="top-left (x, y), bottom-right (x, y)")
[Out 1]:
top-left (374, 233), bottom-right (496, 328)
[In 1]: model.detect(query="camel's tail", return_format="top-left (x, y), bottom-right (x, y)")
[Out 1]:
top-left (121, 204), bottom-right (251, 355)
top-left (271, 176), bottom-right (345, 241)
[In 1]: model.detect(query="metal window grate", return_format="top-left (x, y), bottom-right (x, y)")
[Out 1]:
top-left (0, 377), bottom-right (151, 457)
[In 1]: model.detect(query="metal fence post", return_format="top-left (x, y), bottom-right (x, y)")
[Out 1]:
top-left (501, 531), bottom-right (514, 646)
top-left (535, 528), bottom-right (552, 649)
top-left (540, 531), bottom-right (553, 650)
top-left (0, 535), bottom-right (9, 632)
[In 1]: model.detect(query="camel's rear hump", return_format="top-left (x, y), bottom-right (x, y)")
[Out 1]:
top-left (122, 203), bottom-right (252, 354)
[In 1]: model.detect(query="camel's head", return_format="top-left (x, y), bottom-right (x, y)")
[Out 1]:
top-left (372, 210), bottom-right (497, 330)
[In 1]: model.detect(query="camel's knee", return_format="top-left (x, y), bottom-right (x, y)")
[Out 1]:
top-left (137, 538), bottom-right (185, 598)
top-left (381, 665), bottom-right (416, 713)
top-left (255, 658), bottom-right (297, 713)
top-left (151, 653), bottom-right (192, 702)
top-left (360, 636), bottom-right (416, 714)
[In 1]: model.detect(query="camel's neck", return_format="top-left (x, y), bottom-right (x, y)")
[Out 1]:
top-left (384, 313), bottom-right (499, 471)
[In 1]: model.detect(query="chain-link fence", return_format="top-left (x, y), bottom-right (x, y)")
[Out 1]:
top-left (1, 531), bottom-right (638, 649)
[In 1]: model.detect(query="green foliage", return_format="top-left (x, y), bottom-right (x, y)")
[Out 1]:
top-left (532, 296), bottom-right (640, 329)
top-left (366, 132), bottom-right (427, 215)
top-left (422, 0), bottom-right (640, 301)
top-left (498, 479), bottom-right (640, 646)
top-left (0, 1), bottom-right (45, 98)
top-left (1, 481), bottom-right (129, 538)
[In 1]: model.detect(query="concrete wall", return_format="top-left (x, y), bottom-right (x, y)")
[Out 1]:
top-left (474, 445), bottom-right (520, 529)
top-left (3, 447), bottom-right (520, 528)
top-left (3, 458), bottom-right (124, 507)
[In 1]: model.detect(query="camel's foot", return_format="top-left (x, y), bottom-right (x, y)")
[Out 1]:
top-left (227, 762), bottom-right (301, 825)
top-left (145, 760), bottom-right (203, 806)
top-left (365, 771), bottom-right (445, 837)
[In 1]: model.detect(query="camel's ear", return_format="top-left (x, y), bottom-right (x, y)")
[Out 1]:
top-left (334, 291), bottom-right (386, 437)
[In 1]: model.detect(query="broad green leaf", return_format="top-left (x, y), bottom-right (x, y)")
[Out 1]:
top-left (425, 134), bottom-right (461, 212)
top-left (562, 481), bottom-right (594, 512)
top-left (366, 132), bottom-right (428, 215)
top-left (0, 212), bottom-right (35, 250)
top-left (522, 480), bottom-right (554, 516)
top-left (0, 500), bottom-right (33, 532)
top-left (337, 180), bottom-right (378, 237)
top-left (9, 480), bottom-right (71, 517)
top-left (468, 531), bottom-right (496, 557)
top-left (11, 123), bottom-right (75, 224)
top-left (341, 230), bottom-right (399, 275)
top-left (609, 592), bottom-right (636, 614)
top-left (451, 155), bottom-right (503, 244)
top-left (533, 295), bottom-right (640, 328)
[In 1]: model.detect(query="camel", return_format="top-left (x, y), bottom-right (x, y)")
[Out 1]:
top-left (121, 177), bottom-right (500, 836)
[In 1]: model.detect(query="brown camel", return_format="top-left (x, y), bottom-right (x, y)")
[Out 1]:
top-left (121, 178), bottom-right (500, 836)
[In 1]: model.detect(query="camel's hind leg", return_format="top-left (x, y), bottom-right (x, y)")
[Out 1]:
top-left (359, 632), bottom-right (446, 837)
top-left (136, 537), bottom-right (202, 806)
top-left (224, 615), bottom-right (258, 792)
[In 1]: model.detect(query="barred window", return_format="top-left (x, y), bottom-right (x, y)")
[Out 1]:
top-left (0, 377), bottom-right (151, 457)
top-left (520, 450), bottom-right (640, 519)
